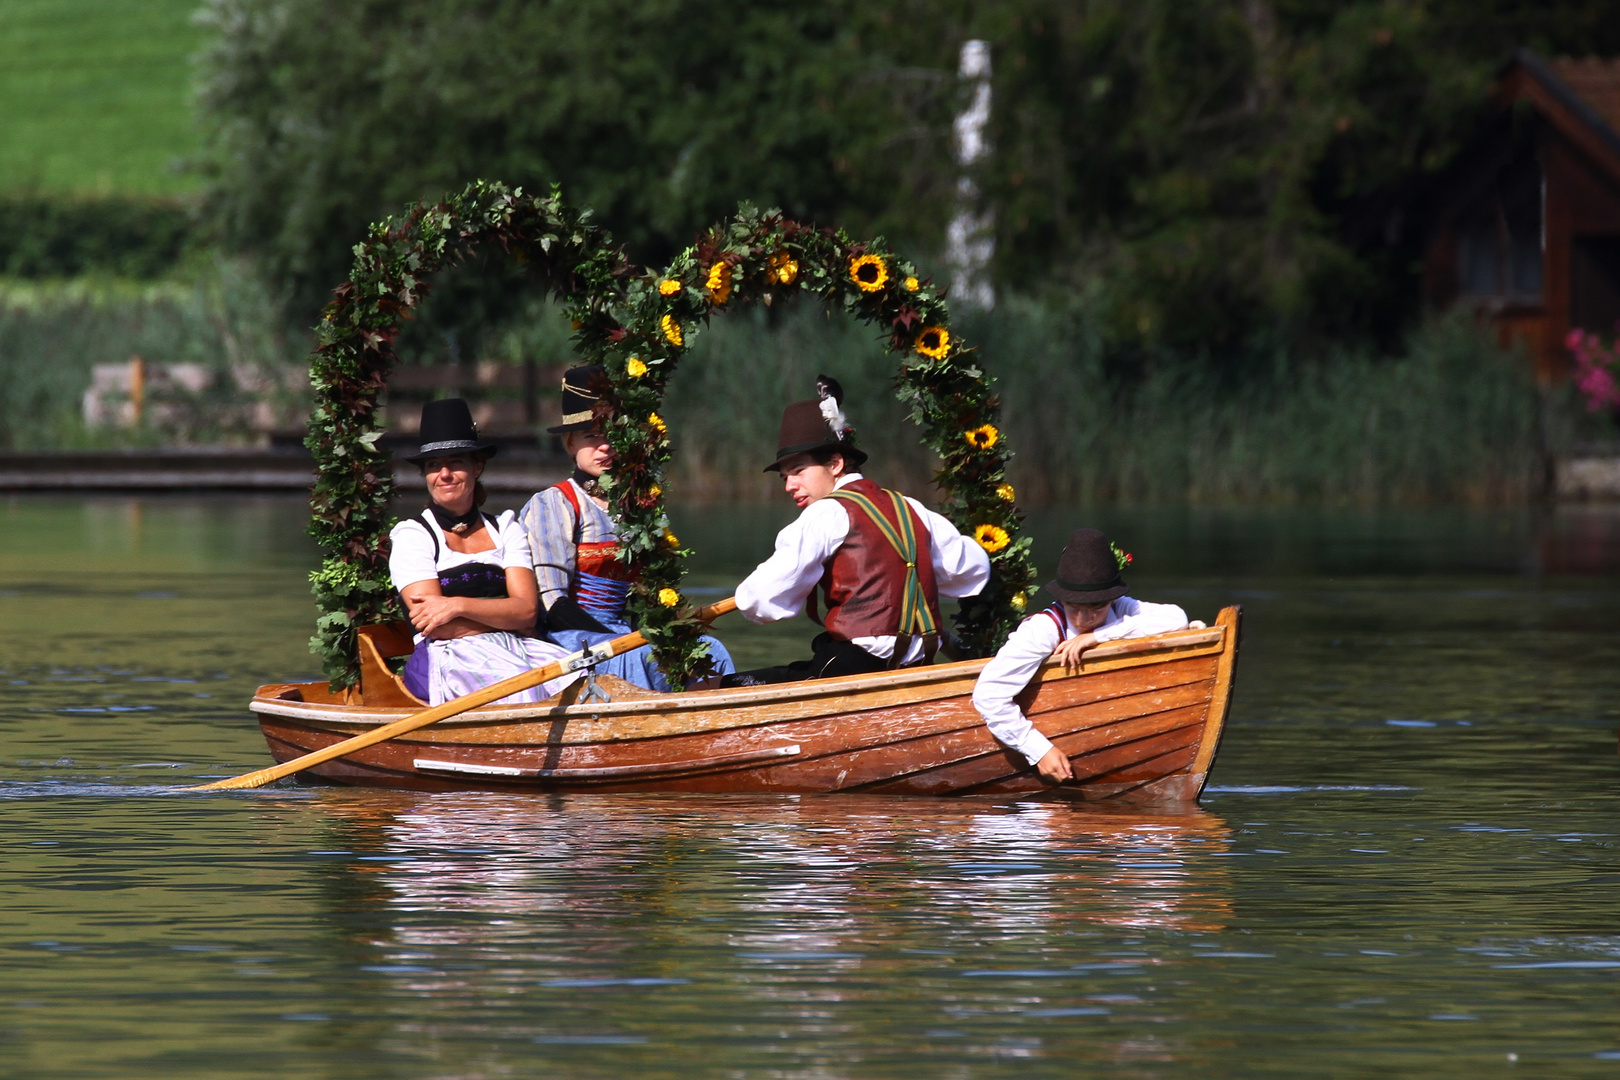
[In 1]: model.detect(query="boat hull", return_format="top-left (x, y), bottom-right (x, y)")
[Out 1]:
top-left (248, 607), bottom-right (1241, 802)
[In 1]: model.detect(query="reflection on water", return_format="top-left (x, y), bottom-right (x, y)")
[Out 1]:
top-left (2, 494), bottom-right (1620, 1077)
top-left (333, 795), bottom-right (1231, 942)
top-left (313, 795), bottom-right (1234, 1069)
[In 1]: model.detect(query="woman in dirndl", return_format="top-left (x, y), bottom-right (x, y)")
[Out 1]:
top-left (518, 365), bottom-right (734, 690)
top-left (388, 398), bottom-right (576, 706)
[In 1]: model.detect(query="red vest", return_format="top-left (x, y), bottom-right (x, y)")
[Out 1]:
top-left (818, 478), bottom-right (942, 642)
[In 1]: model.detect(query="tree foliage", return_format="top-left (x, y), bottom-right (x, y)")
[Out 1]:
top-left (197, 0), bottom-right (958, 324)
top-left (198, 0), bottom-right (1620, 361)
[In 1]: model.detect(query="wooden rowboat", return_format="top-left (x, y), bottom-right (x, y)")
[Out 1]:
top-left (247, 605), bottom-right (1241, 801)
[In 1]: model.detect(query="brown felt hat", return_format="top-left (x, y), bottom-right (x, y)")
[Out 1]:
top-left (1046, 528), bottom-right (1129, 605)
top-left (762, 378), bottom-right (868, 472)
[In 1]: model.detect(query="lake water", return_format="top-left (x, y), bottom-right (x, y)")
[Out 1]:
top-left (3, 494), bottom-right (1619, 1078)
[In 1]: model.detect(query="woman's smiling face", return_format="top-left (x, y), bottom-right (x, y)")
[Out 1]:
top-left (422, 453), bottom-right (482, 511)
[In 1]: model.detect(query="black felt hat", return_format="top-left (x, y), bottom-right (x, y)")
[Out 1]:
top-left (405, 398), bottom-right (497, 463)
top-left (762, 374), bottom-right (868, 472)
top-left (548, 364), bottom-right (607, 434)
top-left (1045, 528), bottom-right (1130, 605)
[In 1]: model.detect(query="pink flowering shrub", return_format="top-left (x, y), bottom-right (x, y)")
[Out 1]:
top-left (1567, 328), bottom-right (1620, 412)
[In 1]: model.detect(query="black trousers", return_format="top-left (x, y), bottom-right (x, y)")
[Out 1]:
top-left (720, 632), bottom-right (891, 687)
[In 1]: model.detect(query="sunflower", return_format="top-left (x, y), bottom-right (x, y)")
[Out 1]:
top-left (770, 251), bottom-right (798, 285)
top-left (660, 314), bottom-right (684, 347)
top-left (996, 482), bottom-right (1016, 502)
top-left (626, 356), bottom-right (648, 378)
top-left (914, 326), bottom-right (950, 359)
top-left (974, 523), bottom-right (1010, 553)
top-left (658, 278), bottom-right (682, 296)
top-left (903, 275), bottom-right (920, 292)
top-left (705, 261), bottom-right (733, 304)
top-left (848, 253), bottom-right (889, 293)
top-left (1010, 590), bottom-right (1028, 612)
top-left (657, 587), bottom-right (681, 608)
top-left (965, 424), bottom-right (999, 451)
top-left (648, 412), bottom-right (667, 435)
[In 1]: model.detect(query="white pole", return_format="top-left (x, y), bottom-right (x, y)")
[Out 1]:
top-left (947, 40), bottom-right (995, 312)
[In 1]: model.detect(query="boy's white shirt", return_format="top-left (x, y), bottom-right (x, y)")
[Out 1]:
top-left (734, 473), bottom-right (991, 663)
top-left (971, 597), bottom-right (1190, 766)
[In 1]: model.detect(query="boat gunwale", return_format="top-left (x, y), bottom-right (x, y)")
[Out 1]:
top-left (249, 625), bottom-right (1226, 728)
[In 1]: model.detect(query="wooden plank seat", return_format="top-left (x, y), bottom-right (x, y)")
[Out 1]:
top-left (352, 621), bottom-right (663, 710)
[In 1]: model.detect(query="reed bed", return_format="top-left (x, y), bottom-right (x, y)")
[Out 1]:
top-left (663, 300), bottom-right (1551, 505)
top-left (0, 264), bottom-right (296, 448)
top-left (0, 276), bottom-right (1573, 504)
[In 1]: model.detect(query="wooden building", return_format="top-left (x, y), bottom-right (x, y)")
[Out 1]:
top-left (1424, 49), bottom-right (1620, 380)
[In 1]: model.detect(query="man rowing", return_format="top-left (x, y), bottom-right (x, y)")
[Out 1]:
top-left (721, 376), bottom-right (991, 687)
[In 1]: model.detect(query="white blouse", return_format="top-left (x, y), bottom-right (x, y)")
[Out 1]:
top-left (735, 473), bottom-right (991, 664)
top-left (972, 598), bottom-right (1190, 766)
top-left (388, 508), bottom-right (533, 592)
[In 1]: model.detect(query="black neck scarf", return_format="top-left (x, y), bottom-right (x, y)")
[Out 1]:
top-left (429, 502), bottom-right (483, 536)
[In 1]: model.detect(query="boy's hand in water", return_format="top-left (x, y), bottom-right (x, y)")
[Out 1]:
top-left (1035, 746), bottom-right (1073, 783)
top-left (1051, 632), bottom-right (1098, 671)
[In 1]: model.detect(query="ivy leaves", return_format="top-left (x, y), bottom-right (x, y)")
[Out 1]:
top-left (305, 180), bottom-right (628, 688)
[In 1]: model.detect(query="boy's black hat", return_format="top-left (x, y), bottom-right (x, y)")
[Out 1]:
top-left (405, 398), bottom-right (497, 463)
top-left (1046, 528), bottom-right (1129, 605)
top-left (548, 364), bottom-right (607, 434)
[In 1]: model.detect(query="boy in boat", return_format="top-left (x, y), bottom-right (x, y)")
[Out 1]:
top-left (973, 528), bottom-right (1189, 783)
top-left (518, 364), bottom-right (734, 691)
top-left (721, 376), bottom-right (991, 686)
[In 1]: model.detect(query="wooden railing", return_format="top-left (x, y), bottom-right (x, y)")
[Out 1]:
top-left (382, 361), bottom-right (568, 435)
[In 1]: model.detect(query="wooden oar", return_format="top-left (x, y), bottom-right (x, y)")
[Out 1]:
top-left (186, 597), bottom-right (737, 792)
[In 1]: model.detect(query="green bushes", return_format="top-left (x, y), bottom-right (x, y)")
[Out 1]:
top-left (0, 194), bottom-right (197, 278)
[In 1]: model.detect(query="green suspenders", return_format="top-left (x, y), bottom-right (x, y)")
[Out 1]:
top-left (826, 488), bottom-right (940, 660)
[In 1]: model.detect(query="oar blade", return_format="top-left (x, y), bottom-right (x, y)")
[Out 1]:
top-left (189, 766), bottom-right (287, 792)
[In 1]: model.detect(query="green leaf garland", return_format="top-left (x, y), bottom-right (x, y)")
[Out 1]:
top-left (305, 190), bottom-right (1035, 691)
top-left (304, 180), bottom-right (631, 688)
top-left (598, 205), bottom-right (1038, 683)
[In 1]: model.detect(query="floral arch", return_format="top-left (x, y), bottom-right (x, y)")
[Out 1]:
top-left (304, 182), bottom-right (1034, 688)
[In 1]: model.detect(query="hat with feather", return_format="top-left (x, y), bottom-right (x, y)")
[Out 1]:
top-left (762, 375), bottom-right (868, 473)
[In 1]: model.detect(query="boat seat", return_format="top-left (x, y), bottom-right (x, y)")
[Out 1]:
top-left (355, 622), bottom-right (426, 707)
top-left (354, 624), bottom-right (664, 709)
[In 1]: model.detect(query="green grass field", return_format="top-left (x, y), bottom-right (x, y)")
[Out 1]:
top-left (0, 0), bottom-right (204, 195)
